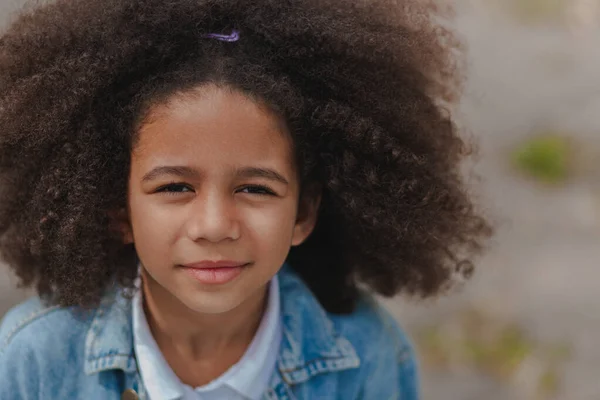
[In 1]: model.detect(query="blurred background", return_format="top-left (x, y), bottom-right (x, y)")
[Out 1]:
top-left (1, 0), bottom-right (599, 399)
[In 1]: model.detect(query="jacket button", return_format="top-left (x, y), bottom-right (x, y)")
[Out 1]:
top-left (121, 389), bottom-right (139, 400)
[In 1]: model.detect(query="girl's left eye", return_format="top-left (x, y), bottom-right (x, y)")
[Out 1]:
top-left (237, 185), bottom-right (276, 196)
top-left (155, 183), bottom-right (194, 194)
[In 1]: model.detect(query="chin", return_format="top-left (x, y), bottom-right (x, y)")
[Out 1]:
top-left (180, 294), bottom-right (244, 315)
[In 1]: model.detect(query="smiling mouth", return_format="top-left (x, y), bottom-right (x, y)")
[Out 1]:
top-left (180, 261), bottom-right (250, 285)
top-left (183, 260), bottom-right (248, 269)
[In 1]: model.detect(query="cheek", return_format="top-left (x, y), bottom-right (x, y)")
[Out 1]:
top-left (243, 201), bottom-right (297, 248)
top-left (128, 193), bottom-right (177, 247)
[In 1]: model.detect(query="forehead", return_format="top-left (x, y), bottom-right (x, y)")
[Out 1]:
top-left (132, 86), bottom-right (294, 171)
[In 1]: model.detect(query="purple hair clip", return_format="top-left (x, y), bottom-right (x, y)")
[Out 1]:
top-left (204, 29), bottom-right (240, 42)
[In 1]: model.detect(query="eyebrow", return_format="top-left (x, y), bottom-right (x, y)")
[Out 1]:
top-left (237, 167), bottom-right (289, 185)
top-left (141, 165), bottom-right (289, 185)
top-left (142, 166), bottom-right (199, 183)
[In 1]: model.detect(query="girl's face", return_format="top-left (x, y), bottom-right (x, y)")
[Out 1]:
top-left (125, 85), bottom-right (318, 315)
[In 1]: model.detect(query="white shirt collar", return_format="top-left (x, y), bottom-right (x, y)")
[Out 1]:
top-left (132, 277), bottom-right (281, 400)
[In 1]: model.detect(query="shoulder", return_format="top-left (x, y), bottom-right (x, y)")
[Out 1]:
top-left (0, 297), bottom-right (93, 397)
top-left (276, 266), bottom-right (419, 398)
top-left (328, 293), bottom-right (419, 399)
top-left (0, 296), bottom-right (92, 355)
top-left (1, 297), bottom-right (65, 350)
top-left (329, 294), bottom-right (414, 356)
top-left (0, 297), bottom-right (94, 381)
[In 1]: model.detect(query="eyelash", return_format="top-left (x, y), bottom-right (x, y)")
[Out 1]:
top-left (155, 183), bottom-right (276, 196)
top-left (155, 183), bottom-right (193, 195)
top-left (237, 185), bottom-right (276, 196)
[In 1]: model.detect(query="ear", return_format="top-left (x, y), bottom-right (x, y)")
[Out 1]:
top-left (108, 208), bottom-right (134, 244)
top-left (291, 185), bottom-right (322, 247)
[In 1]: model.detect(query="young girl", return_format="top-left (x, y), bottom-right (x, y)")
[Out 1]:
top-left (0, 0), bottom-right (491, 398)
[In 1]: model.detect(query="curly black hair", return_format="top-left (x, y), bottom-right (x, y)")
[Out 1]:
top-left (0, 0), bottom-right (491, 313)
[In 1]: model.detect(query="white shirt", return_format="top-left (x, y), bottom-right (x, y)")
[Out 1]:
top-left (132, 277), bottom-right (281, 400)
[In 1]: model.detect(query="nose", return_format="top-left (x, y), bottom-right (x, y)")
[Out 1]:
top-left (184, 190), bottom-right (240, 243)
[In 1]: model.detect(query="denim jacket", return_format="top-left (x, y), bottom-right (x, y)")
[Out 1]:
top-left (0, 265), bottom-right (419, 399)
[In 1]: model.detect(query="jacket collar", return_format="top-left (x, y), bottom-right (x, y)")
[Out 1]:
top-left (84, 284), bottom-right (138, 375)
top-left (84, 264), bottom-right (359, 385)
top-left (275, 264), bottom-right (359, 385)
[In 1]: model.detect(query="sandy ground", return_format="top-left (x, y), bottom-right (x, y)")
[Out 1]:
top-left (1, 1), bottom-right (599, 399)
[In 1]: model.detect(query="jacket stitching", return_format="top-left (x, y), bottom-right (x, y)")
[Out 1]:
top-left (0, 305), bottom-right (61, 354)
top-left (278, 354), bottom-right (357, 373)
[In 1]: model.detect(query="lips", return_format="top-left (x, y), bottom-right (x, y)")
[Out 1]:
top-left (180, 260), bottom-right (249, 285)
top-left (182, 260), bottom-right (248, 269)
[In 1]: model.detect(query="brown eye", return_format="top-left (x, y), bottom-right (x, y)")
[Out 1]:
top-left (237, 185), bottom-right (276, 196)
top-left (155, 183), bottom-right (194, 194)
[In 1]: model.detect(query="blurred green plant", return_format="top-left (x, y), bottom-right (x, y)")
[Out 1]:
top-left (511, 0), bottom-right (565, 23)
top-left (538, 368), bottom-right (560, 399)
top-left (492, 0), bottom-right (567, 25)
top-left (468, 326), bottom-right (531, 377)
top-left (511, 134), bottom-right (573, 184)
top-left (414, 308), bottom-right (570, 399)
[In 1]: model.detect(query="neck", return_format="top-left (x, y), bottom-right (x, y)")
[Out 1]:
top-left (140, 270), bottom-right (268, 361)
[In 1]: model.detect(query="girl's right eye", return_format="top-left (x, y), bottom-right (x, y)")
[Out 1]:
top-left (155, 183), bottom-right (194, 194)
